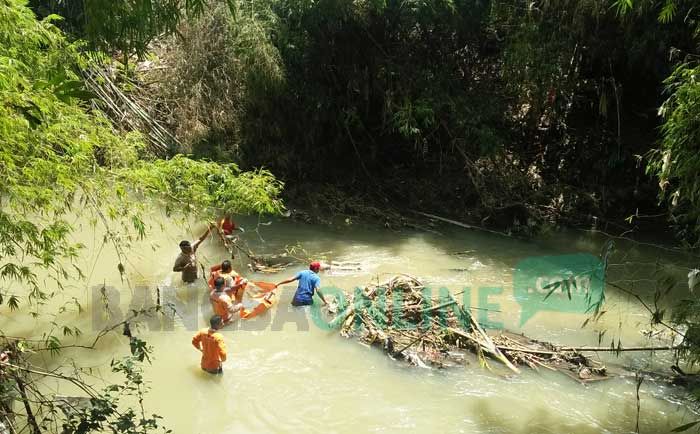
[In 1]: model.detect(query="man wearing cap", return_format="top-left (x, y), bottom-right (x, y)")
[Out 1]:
top-left (275, 261), bottom-right (328, 306)
top-left (173, 226), bottom-right (212, 283)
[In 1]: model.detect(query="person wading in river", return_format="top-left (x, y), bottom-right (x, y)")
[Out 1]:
top-left (219, 215), bottom-right (243, 238)
top-left (210, 277), bottom-right (243, 324)
top-left (173, 226), bottom-right (212, 284)
top-left (208, 260), bottom-right (248, 303)
top-left (275, 261), bottom-right (328, 306)
top-left (191, 315), bottom-right (227, 374)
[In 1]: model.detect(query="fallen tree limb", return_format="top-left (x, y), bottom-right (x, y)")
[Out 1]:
top-left (411, 210), bottom-right (512, 238)
top-left (493, 344), bottom-right (685, 355)
top-left (559, 345), bottom-right (685, 352)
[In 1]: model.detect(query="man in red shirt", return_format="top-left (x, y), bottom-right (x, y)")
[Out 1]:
top-left (219, 215), bottom-right (244, 238)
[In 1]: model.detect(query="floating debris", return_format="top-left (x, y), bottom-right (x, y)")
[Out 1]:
top-left (328, 274), bottom-right (609, 382)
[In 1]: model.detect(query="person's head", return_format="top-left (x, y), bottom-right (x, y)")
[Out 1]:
top-left (309, 261), bottom-right (321, 273)
top-left (210, 315), bottom-right (223, 330)
top-left (221, 260), bottom-right (232, 273)
top-left (214, 277), bottom-right (225, 292)
top-left (179, 240), bottom-right (192, 253)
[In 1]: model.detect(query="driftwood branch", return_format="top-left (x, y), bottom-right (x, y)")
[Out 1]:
top-left (411, 210), bottom-right (512, 238)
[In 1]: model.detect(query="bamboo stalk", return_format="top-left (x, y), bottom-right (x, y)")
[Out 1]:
top-left (559, 345), bottom-right (684, 352)
top-left (411, 210), bottom-right (512, 237)
top-left (447, 327), bottom-right (520, 374)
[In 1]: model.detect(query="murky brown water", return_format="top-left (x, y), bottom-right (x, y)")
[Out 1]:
top-left (2, 212), bottom-right (698, 433)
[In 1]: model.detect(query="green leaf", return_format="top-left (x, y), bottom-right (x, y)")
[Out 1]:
top-left (8, 295), bottom-right (20, 311)
top-left (542, 281), bottom-right (561, 301)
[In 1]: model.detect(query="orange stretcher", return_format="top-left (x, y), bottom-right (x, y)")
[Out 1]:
top-left (239, 294), bottom-right (276, 320)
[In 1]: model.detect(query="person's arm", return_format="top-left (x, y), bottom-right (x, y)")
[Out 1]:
top-left (229, 277), bottom-right (248, 291)
top-left (191, 333), bottom-right (202, 351)
top-left (173, 255), bottom-right (185, 272)
top-left (275, 274), bottom-right (299, 288)
top-left (216, 336), bottom-right (227, 363)
top-left (224, 298), bottom-right (239, 315)
top-left (315, 285), bottom-right (328, 305)
top-left (192, 225), bottom-right (213, 252)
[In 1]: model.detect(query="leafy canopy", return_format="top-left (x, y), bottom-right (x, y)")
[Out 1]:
top-left (0, 0), bottom-right (283, 312)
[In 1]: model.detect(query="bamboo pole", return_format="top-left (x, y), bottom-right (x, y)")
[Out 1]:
top-left (447, 326), bottom-right (520, 374)
top-left (493, 344), bottom-right (684, 356)
top-left (559, 345), bottom-right (684, 352)
top-left (411, 210), bottom-right (512, 237)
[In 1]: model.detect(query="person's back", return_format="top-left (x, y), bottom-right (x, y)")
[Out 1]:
top-left (292, 269), bottom-right (321, 305)
top-left (210, 260), bottom-right (247, 303)
top-left (208, 262), bottom-right (238, 290)
top-left (221, 218), bottom-right (236, 235)
top-left (275, 262), bottom-right (327, 307)
top-left (212, 291), bottom-right (234, 322)
top-left (191, 316), bottom-right (227, 374)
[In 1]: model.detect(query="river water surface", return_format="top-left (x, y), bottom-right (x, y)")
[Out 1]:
top-left (2, 213), bottom-right (699, 433)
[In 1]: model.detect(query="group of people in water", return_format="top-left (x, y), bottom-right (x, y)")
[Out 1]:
top-left (179, 216), bottom-right (327, 374)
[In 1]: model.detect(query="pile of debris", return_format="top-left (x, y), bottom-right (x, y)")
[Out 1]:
top-left (329, 275), bottom-right (608, 382)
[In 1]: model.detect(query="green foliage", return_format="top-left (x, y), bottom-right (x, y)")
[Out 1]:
top-left (609, 0), bottom-right (700, 243)
top-left (141, 0), bottom-right (697, 232)
top-left (0, 3), bottom-right (282, 432)
top-left (211, 0), bottom-right (507, 180)
top-left (125, 155), bottom-right (284, 216)
top-left (648, 63), bottom-right (700, 244)
top-left (61, 350), bottom-right (171, 434)
top-left (0, 0), bottom-right (283, 309)
top-left (30, 0), bottom-right (231, 61)
top-left (149, 2), bottom-right (284, 155)
top-left (83, 0), bottom-right (183, 60)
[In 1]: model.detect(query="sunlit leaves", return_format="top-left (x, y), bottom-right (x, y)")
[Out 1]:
top-left (124, 155), bottom-right (285, 217)
top-left (648, 62), bottom-right (700, 244)
top-left (612, 0), bottom-right (634, 16)
top-left (83, 0), bottom-right (184, 60)
top-left (0, 0), bottom-right (283, 318)
top-left (658, 0), bottom-right (677, 23)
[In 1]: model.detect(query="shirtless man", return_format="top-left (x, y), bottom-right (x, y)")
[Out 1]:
top-left (173, 226), bottom-right (212, 283)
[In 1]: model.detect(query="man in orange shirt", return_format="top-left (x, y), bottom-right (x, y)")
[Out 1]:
top-left (192, 315), bottom-right (227, 374)
top-left (208, 260), bottom-right (248, 303)
top-left (210, 277), bottom-right (243, 324)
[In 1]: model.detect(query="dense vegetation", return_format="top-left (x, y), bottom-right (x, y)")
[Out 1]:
top-left (0, 1), bottom-right (281, 432)
top-left (26, 0), bottom-right (700, 242)
top-left (117, 0), bottom-right (699, 239)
